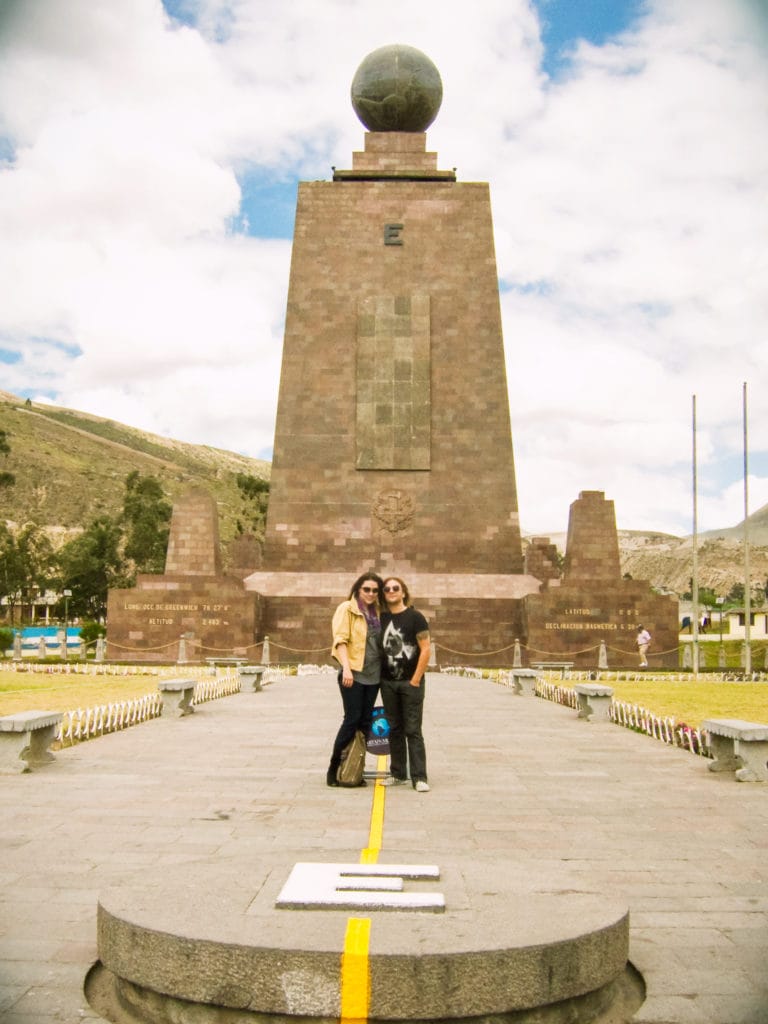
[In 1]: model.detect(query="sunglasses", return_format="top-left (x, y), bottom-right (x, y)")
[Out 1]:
top-left (383, 585), bottom-right (401, 592)
top-left (360, 586), bottom-right (379, 594)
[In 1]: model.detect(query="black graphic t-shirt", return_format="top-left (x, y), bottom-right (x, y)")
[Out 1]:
top-left (381, 607), bottom-right (430, 682)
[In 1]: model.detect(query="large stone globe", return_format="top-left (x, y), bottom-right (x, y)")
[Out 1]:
top-left (351, 44), bottom-right (443, 133)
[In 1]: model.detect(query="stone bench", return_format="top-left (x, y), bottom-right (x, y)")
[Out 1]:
top-left (701, 718), bottom-right (768, 782)
top-left (510, 668), bottom-right (540, 696)
top-left (531, 661), bottom-right (574, 678)
top-left (0, 711), bottom-right (63, 773)
top-left (157, 679), bottom-right (197, 718)
top-left (573, 683), bottom-right (614, 723)
top-left (238, 665), bottom-right (266, 693)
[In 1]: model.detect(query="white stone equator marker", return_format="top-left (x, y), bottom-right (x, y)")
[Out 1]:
top-left (276, 862), bottom-right (444, 912)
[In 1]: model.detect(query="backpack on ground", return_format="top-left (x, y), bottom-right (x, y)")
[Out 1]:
top-left (337, 730), bottom-right (366, 787)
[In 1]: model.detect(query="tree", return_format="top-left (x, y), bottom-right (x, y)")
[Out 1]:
top-left (0, 626), bottom-right (13, 655)
top-left (0, 522), bottom-right (56, 624)
top-left (0, 428), bottom-right (15, 490)
top-left (697, 587), bottom-right (718, 608)
top-left (57, 516), bottom-right (125, 620)
top-left (235, 473), bottom-right (270, 538)
top-left (79, 620), bottom-right (106, 646)
top-left (121, 471), bottom-right (172, 577)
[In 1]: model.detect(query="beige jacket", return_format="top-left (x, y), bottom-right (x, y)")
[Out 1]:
top-left (331, 599), bottom-right (369, 671)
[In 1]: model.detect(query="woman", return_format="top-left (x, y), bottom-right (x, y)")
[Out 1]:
top-left (379, 576), bottom-right (431, 792)
top-left (327, 572), bottom-right (384, 787)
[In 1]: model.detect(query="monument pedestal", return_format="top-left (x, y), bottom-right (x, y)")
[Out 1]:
top-left (245, 571), bottom-right (540, 665)
top-left (107, 490), bottom-right (259, 663)
top-left (88, 857), bottom-right (640, 1023)
top-left (524, 492), bottom-right (678, 669)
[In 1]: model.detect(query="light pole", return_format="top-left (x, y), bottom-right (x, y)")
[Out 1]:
top-left (63, 589), bottom-right (72, 661)
top-left (716, 596), bottom-right (725, 669)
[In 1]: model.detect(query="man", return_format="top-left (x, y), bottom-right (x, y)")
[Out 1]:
top-left (379, 576), bottom-right (431, 792)
top-left (636, 624), bottom-right (651, 668)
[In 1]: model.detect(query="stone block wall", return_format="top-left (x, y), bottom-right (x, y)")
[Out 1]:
top-left (262, 132), bottom-right (523, 580)
top-left (164, 489), bottom-right (222, 576)
top-left (106, 575), bottom-right (260, 663)
top-left (524, 579), bottom-right (679, 669)
top-left (563, 491), bottom-right (621, 581)
top-left (525, 537), bottom-right (561, 582)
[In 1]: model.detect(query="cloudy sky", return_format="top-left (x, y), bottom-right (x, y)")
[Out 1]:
top-left (0, 0), bottom-right (766, 538)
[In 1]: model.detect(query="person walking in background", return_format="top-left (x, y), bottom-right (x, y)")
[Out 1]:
top-left (379, 576), bottom-right (431, 792)
top-left (326, 572), bottom-right (384, 787)
top-left (636, 624), bottom-right (651, 668)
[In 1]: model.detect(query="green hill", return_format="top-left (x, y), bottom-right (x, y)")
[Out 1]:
top-left (0, 391), bottom-right (269, 549)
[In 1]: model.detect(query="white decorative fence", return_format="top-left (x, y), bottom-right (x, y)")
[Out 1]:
top-left (536, 679), bottom-right (578, 709)
top-left (53, 667), bottom-right (289, 747)
top-left (611, 699), bottom-right (708, 755)
top-left (5, 662), bottom-right (215, 678)
top-left (263, 666), bottom-right (296, 682)
top-left (192, 672), bottom-right (241, 705)
top-left (58, 692), bottom-right (162, 746)
top-left (534, 678), bottom-right (710, 757)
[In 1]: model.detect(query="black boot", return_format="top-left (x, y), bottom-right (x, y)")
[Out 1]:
top-left (326, 759), bottom-right (340, 787)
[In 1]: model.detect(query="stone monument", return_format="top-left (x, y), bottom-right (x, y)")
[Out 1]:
top-left (106, 489), bottom-right (259, 663)
top-left (245, 44), bottom-right (540, 662)
top-left (524, 491), bottom-right (679, 669)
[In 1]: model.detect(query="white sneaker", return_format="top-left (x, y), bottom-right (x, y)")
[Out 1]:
top-left (381, 776), bottom-right (407, 787)
top-left (414, 780), bottom-right (430, 793)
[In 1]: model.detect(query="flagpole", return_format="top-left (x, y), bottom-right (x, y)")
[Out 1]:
top-left (691, 395), bottom-right (699, 675)
top-left (743, 382), bottom-right (751, 675)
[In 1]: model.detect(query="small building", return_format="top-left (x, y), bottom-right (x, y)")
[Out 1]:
top-left (725, 608), bottom-right (768, 640)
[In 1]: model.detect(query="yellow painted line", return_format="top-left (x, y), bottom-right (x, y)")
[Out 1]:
top-left (340, 917), bottom-right (371, 1023)
top-left (339, 755), bottom-right (389, 1023)
top-left (360, 754), bottom-right (388, 864)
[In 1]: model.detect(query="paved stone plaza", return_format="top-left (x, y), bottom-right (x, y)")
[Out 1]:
top-left (0, 671), bottom-right (766, 1022)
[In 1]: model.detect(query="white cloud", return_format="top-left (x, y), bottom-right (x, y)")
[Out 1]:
top-left (492, 0), bottom-right (768, 534)
top-left (0, 0), bottom-right (765, 539)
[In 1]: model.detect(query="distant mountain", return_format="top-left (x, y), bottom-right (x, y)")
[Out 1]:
top-left (617, 530), bottom-right (768, 598)
top-left (700, 503), bottom-right (768, 547)
top-left (522, 516), bottom-right (768, 598)
top-left (0, 390), bottom-right (269, 548)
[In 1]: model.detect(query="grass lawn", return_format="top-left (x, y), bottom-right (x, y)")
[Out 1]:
top-left (2, 666), bottom-right (766, 733)
top-left (609, 679), bottom-right (768, 730)
top-left (0, 668), bottom-right (163, 715)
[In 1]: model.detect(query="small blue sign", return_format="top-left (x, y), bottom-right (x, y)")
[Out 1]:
top-left (367, 706), bottom-right (390, 754)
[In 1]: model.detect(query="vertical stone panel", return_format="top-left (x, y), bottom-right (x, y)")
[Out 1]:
top-left (356, 294), bottom-right (430, 470)
top-left (164, 489), bottom-right (222, 577)
top-left (563, 491), bottom-right (621, 582)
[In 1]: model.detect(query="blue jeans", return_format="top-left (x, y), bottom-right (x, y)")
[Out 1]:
top-left (380, 677), bottom-right (427, 783)
top-left (330, 676), bottom-right (379, 768)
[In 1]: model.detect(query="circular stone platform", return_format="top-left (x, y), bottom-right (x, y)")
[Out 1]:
top-left (351, 44), bottom-right (443, 132)
top-left (86, 856), bottom-right (643, 1023)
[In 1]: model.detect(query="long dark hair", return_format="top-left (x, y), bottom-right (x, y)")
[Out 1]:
top-left (348, 572), bottom-right (384, 627)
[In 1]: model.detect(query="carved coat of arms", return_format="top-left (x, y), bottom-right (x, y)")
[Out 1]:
top-left (372, 490), bottom-right (416, 534)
